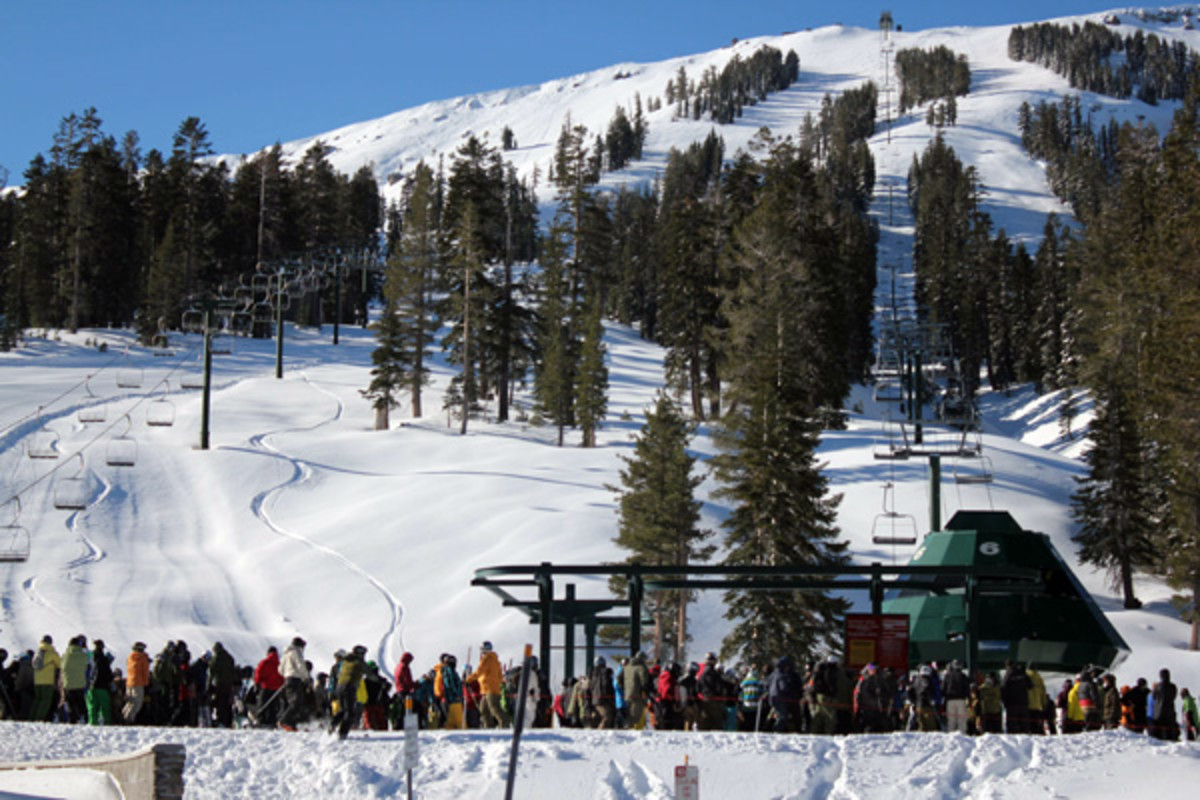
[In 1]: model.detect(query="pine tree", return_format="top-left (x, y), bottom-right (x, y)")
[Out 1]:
top-left (1070, 389), bottom-right (1158, 608)
top-left (361, 295), bottom-right (409, 430)
top-left (574, 297), bottom-right (608, 448)
top-left (391, 161), bottom-right (442, 418)
top-left (711, 147), bottom-right (849, 668)
top-left (534, 217), bottom-right (573, 446)
top-left (610, 391), bottom-right (712, 662)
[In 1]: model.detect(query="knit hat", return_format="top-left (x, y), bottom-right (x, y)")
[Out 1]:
top-left (481, 641), bottom-right (493, 653)
top-left (41, 634), bottom-right (52, 645)
top-left (292, 636), bottom-right (306, 648)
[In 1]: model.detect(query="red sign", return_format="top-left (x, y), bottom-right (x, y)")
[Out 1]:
top-left (844, 613), bottom-right (909, 672)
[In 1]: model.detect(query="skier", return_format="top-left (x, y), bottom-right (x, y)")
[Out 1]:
top-left (329, 645), bottom-right (367, 739)
top-left (31, 635), bottom-right (61, 722)
top-left (60, 635), bottom-right (90, 724)
top-left (1181, 687), bottom-right (1199, 741)
top-left (590, 656), bottom-right (616, 729)
top-left (467, 641), bottom-right (507, 728)
top-left (252, 646), bottom-right (285, 726)
top-left (769, 656), bottom-right (803, 733)
top-left (86, 639), bottom-right (114, 725)
top-left (434, 653), bottom-right (464, 730)
top-left (208, 642), bottom-right (237, 728)
top-left (1150, 668), bottom-right (1179, 741)
top-left (277, 637), bottom-right (310, 731)
top-left (1000, 661), bottom-right (1032, 734)
top-left (622, 651), bottom-right (651, 730)
top-left (123, 642), bottom-right (150, 724)
top-left (942, 660), bottom-right (971, 734)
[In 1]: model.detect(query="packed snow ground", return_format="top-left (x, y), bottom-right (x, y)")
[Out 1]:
top-left (6, 6), bottom-right (1200, 798)
top-left (4, 722), bottom-right (1200, 799)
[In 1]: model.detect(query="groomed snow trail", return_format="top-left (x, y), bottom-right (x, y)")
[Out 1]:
top-left (239, 373), bottom-right (405, 672)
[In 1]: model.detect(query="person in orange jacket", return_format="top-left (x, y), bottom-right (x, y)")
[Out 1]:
top-left (468, 641), bottom-right (508, 728)
top-left (123, 642), bottom-right (151, 724)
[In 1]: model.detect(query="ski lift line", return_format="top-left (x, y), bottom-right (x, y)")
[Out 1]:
top-left (0, 352), bottom-right (123, 439)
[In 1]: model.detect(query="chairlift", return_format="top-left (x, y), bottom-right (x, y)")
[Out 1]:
top-left (251, 272), bottom-right (272, 296)
top-left (180, 368), bottom-right (205, 390)
top-left (0, 498), bottom-right (31, 562)
top-left (146, 383), bottom-right (176, 427)
top-left (105, 416), bottom-right (137, 467)
top-left (954, 454), bottom-right (995, 485)
top-left (53, 454), bottom-right (90, 511)
top-left (231, 310), bottom-right (253, 335)
top-left (78, 375), bottom-right (107, 424)
top-left (181, 308), bottom-right (206, 334)
top-left (115, 351), bottom-right (143, 389)
top-left (871, 481), bottom-right (918, 545)
top-left (26, 407), bottom-right (60, 460)
top-left (211, 311), bottom-right (234, 354)
top-left (152, 332), bottom-right (175, 356)
top-left (873, 379), bottom-right (903, 403)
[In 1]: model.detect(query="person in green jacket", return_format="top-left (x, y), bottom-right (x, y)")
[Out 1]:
top-left (1181, 687), bottom-right (1199, 741)
top-left (31, 635), bottom-right (62, 722)
top-left (622, 652), bottom-right (651, 730)
top-left (60, 636), bottom-right (91, 723)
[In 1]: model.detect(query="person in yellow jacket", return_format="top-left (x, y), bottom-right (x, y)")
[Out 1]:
top-left (32, 635), bottom-right (62, 722)
top-left (434, 653), bottom-right (464, 730)
top-left (468, 641), bottom-right (508, 729)
top-left (1066, 676), bottom-right (1085, 733)
top-left (1027, 665), bottom-right (1048, 734)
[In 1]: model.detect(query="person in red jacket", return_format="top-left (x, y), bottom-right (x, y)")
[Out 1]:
top-left (393, 652), bottom-right (416, 727)
top-left (253, 646), bottom-right (285, 726)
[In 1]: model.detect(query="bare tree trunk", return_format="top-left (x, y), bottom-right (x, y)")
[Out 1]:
top-left (374, 405), bottom-right (389, 431)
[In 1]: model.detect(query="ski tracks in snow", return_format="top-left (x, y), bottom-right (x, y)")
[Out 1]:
top-left (241, 373), bottom-right (406, 672)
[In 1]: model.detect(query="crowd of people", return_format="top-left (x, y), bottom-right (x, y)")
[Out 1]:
top-left (1, 633), bottom-right (1197, 744)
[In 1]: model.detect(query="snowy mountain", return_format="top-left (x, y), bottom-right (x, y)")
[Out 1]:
top-left (5, 7), bottom-right (1200, 797)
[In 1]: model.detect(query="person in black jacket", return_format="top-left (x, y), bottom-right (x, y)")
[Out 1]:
top-left (589, 657), bottom-right (615, 729)
top-left (86, 640), bottom-right (114, 725)
top-left (1000, 661), bottom-right (1032, 733)
top-left (1151, 668), bottom-right (1179, 741)
top-left (768, 656), bottom-right (802, 733)
top-left (942, 660), bottom-right (971, 734)
top-left (0, 649), bottom-right (15, 720)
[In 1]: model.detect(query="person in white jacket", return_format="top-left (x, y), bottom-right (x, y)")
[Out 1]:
top-left (278, 637), bottom-right (311, 730)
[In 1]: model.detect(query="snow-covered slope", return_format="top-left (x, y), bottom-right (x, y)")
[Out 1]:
top-left (5, 8), bottom-right (1200, 797)
top-left (225, 8), bottom-right (1200, 234)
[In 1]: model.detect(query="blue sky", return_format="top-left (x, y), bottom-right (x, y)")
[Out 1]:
top-left (4, 0), bottom-right (1113, 179)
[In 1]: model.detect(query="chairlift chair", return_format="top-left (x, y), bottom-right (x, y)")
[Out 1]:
top-left (211, 311), bottom-right (234, 355)
top-left (871, 481), bottom-right (919, 545)
top-left (116, 364), bottom-right (143, 389)
top-left (0, 499), bottom-right (31, 562)
top-left (78, 375), bottom-right (107, 424)
top-left (105, 416), bottom-right (137, 467)
top-left (146, 383), bottom-right (176, 427)
top-left (251, 272), bottom-right (272, 297)
top-left (53, 454), bottom-right (90, 511)
top-left (954, 454), bottom-right (995, 485)
top-left (231, 310), bottom-right (253, 336)
top-left (181, 308), bottom-right (206, 335)
top-left (26, 407), bottom-right (60, 460)
top-left (180, 369), bottom-right (204, 390)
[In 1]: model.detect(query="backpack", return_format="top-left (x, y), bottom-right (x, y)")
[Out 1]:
top-left (32, 649), bottom-right (45, 672)
top-left (813, 663), bottom-right (838, 696)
